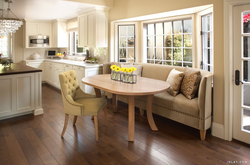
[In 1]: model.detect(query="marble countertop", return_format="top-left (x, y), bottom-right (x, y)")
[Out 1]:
top-left (24, 59), bottom-right (103, 68)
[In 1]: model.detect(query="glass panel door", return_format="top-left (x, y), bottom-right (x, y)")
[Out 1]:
top-left (233, 4), bottom-right (250, 144)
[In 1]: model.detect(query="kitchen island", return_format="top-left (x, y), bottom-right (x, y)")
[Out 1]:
top-left (0, 63), bottom-right (43, 120)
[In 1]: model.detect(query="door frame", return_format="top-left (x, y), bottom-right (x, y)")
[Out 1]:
top-left (224, 0), bottom-right (250, 141)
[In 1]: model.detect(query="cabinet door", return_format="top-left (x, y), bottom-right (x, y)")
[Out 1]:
top-left (73, 66), bottom-right (85, 92)
top-left (44, 63), bottom-right (52, 84)
top-left (96, 12), bottom-right (108, 47)
top-left (40, 23), bottom-right (52, 36)
top-left (52, 22), bottom-right (58, 47)
top-left (51, 67), bottom-right (58, 87)
top-left (57, 68), bottom-right (64, 89)
top-left (85, 68), bottom-right (102, 95)
top-left (87, 13), bottom-right (95, 47)
top-left (26, 22), bottom-right (39, 35)
top-left (64, 64), bottom-right (73, 71)
top-left (78, 15), bottom-right (87, 47)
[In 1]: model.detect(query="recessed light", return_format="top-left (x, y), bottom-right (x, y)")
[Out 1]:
top-left (77, 8), bottom-right (82, 11)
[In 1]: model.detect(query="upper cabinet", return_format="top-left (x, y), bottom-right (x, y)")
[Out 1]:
top-left (78, 8), bottom-right (109, 48)
top-left (52, 20), bottom-right (68, 48)
top-left (24, 20), bottom-right (68, 48)
top-left (25, 20), bottom-right (52, 48)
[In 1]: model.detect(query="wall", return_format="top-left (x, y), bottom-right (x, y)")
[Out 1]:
top-left (109, 0), bottom-right (224, 125)
top-left (13, 25), bottom-right (24, 64)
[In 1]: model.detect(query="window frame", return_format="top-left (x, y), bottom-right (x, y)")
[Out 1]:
top-left (68, 31), bottom-right (85, 56)
top-left (114, 22), bottom-right (138, 63)
top-left (197, 7), bottom-right (213, 73)
top-left (201, 13), bottom-right (213, 73)
top-left (141, 14), bottom-right (195, 66)
top-left (0, 34), bottom-right (12, 59)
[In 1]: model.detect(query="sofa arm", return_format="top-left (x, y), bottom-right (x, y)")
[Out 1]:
top-left (198, 73), bottom-right (213, 128)
top-left (103, 62), bottom-right (112, 74)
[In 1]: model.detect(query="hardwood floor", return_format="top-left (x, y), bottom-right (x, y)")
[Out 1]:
top-left (0, 83), bottom-right (250, 165)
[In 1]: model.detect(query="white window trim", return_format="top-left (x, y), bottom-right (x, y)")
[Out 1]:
top-left (141, 14), bottom-right (196, 67)
top-left (114, 22), bottom-right (138, 62)
top-left (68, 31), bottom-right (85, 56)
top-left (197, 7), bottom-right (213, 72)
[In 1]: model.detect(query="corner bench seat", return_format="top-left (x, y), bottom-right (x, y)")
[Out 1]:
top-left (103, 62), bottom-right (213, 140)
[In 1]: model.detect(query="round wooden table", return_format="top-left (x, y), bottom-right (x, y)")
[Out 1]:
top-left (82, 74), bottom-right (170, 142)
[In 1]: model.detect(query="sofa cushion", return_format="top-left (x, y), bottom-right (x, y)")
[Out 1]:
top-left (121, 64), bottom-right (143, 77)
top-left (166, 69), bottom-right (184, 96)
top-left (180, 67), bottom-right (201, 99)
top-left (136, 92), bottom-right (199, 117)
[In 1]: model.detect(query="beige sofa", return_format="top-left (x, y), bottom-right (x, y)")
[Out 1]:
top-left (103, 62), bottom-right (213, 140)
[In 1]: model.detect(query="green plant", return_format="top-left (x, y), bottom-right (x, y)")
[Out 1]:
top-left (1, 57), bottom-right (13, 66)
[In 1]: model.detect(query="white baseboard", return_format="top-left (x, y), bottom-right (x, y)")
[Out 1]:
top-left (211, 122), bottom-right (225, 139)
top-left (33, 108), bottom-right (44, 116)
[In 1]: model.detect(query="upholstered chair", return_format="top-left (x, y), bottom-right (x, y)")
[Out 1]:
top-left (59, 70), bottom-right (107, 141)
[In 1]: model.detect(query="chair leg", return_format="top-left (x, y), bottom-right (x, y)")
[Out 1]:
top-left (200, 130), bottom-right (206, 140)
top-left (94, 116), bottom-right (98, 141)
top-left (104, 105), bottom-right (108, 126)
top-left (139, 108), bottom-right (144, 116)
top-left (73, 116), bottom-right (77, 125)
top-left (61, 114), bottom-right (69, 137)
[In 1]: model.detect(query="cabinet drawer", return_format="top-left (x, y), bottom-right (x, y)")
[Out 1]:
top-left (73, 66), bottom-right (85, 71)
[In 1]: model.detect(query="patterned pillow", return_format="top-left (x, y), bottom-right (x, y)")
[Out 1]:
top-left (121, 65), bottom-right (142, 77)
top-left (180, 67), bottom-right (201, 99)
top-left (166, 69), bottom-right (184, 96)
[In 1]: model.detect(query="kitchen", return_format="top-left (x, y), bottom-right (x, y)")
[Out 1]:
top-left (0, 0), bottom-right (109, 119)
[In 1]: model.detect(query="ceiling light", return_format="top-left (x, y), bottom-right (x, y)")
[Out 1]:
top-left (0, 0), bottom-right (23, 36)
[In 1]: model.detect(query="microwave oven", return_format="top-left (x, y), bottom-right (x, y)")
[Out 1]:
top-left (46, 50), bottom-right (58, 58)
top-left (29, 35), bottom-right (49, 47)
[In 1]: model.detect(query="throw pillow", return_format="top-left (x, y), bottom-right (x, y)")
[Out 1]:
top-left (121, 65), bottom-right (143, 77)
top-left (166, 69), bottom-right (184, 96)
top-left (180, 67), bottom-right (201, 99)
top-left (111, 62), bottom-right (133, 68)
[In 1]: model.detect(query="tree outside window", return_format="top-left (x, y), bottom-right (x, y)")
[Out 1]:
top-left (146, 19), bottom-right (193, 67)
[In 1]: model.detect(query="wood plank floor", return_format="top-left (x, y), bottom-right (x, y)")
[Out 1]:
top-left (0, 83), bottom-right (250, 165)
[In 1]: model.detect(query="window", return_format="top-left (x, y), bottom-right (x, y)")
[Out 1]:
top-left (201, 14), bottom-right (213, 73)
top-left (146, 19), bottom-right (193, 67)
top-left (118, 25), bottom-right (135, 62)
top-left (68, 32), bottom-right (84, 55)
top-left (0, 34), bottom-right (12, 58)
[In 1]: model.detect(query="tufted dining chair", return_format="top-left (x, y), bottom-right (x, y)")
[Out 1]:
top-left (59, 70), bottom-right (107, 141)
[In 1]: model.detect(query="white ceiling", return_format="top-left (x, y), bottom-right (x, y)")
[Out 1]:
top-left (2, 0), bottom-right (96, 20)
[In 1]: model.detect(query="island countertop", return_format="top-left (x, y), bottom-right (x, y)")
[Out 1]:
top-left (0, 63), bottom-right (42, 76)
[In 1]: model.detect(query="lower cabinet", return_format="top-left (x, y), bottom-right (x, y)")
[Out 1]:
top-left (44, 61), bottom-right (102, 95)
top-left (0, 72), bottom-right (43, 119)
top-left (25, 60), bottom-right (45, 81)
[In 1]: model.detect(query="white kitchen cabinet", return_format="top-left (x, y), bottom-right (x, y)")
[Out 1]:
top-left (25, 20), bottom-right (52, 48)
top-left (44, 61), bottom-right (53, 84)
top-left (25, 60), bottom-right (45, 81)
top-left (73, 66), bottom-right (85, 91)
top-left (43, 60), bottom-right (102, 95)
top-left (0, 72), bottom-right (43, 119)
top-left (52, 20), bottom-right (68, 48)
top-left (64, 64), bottom-right (73, 71)
top-left (78, 8), bottom-right (109, 47)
